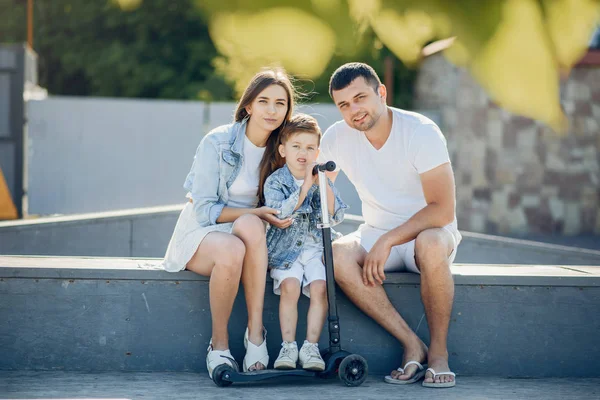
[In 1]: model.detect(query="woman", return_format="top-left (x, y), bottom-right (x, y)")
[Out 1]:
top-left (162, 68), bottom-right (296, 377)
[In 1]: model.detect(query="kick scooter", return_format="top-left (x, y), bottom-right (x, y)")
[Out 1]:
top-left (211, 161), bottom-right (369, 387)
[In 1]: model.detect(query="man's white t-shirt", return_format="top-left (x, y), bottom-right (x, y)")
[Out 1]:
top-left (227, 135), bottom-right (265, 208)
top-left (318, 107), bottom-right (459, 238)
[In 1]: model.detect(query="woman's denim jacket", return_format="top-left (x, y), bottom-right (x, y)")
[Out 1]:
top-left (184, 120), bottom-right (248, 227)
top-left (264, 164), bottom-right (348, 270)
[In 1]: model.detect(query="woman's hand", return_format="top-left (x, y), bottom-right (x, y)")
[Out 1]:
top-left (255, 206), bottom-right (293, 229)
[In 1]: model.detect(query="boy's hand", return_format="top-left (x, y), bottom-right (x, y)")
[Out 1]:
top-left (303, 162), bottom-right (318, 190)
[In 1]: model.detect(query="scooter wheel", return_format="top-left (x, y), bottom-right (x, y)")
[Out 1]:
top-left (212, 364), bottom-right (234, 387)
top-left (338, 354), bottom-right (368, 387)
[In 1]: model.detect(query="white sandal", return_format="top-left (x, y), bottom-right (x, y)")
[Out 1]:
top-left (384, 360), bottom-right (428, 384)
top-left (422, 367), bottom-right (456, 388)
top-left (206, 339), bottom-right (238, 379)
top-left (243, 327), bottom-right (269, 372)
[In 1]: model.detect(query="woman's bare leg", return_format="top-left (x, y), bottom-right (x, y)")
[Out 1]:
top-left (231, 214), bottom-right (269, 370)
top-left (186, 232), bottom-right (245, 351)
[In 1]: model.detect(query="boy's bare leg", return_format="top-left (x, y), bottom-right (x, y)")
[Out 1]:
top-left (278, 278), bottom-right (301, 343)
top-left (306, 280), bottom-right (327, 343)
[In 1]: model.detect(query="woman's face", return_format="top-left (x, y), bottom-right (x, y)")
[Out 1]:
top-left (246, 84), bottom-right (289, 133)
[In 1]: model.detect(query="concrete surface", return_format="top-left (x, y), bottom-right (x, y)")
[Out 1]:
top-left (0, 371), bottom-right (598, 400)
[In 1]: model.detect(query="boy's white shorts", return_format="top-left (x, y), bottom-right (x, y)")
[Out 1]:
top-left (270, 243), bottom-right (326, 298)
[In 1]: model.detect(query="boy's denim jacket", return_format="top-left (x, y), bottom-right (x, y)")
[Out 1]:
top-left (184, 120), bottom-right (248, 227)
top-left (264, 164), bottom-right (348, 270)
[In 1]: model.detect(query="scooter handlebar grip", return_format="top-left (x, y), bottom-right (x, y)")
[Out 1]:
top-left (312, 161), bottom-right (336, 175)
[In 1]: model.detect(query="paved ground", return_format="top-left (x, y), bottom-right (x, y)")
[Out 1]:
top-left (1, 372), bottom-right (599, 400)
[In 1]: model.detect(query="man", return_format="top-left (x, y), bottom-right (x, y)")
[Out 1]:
top-left (318, 62), bottom-right (461, 388)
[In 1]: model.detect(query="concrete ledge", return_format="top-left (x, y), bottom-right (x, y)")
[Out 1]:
top-left (2, 206), bottom-right (600, 265)
top-left (1, 256), bottom-right (599, 377)
top-left (1, 256), bottom-right (599, 287)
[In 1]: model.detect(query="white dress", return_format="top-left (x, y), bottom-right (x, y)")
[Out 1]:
top-left (162, 201), bottom-right (234, 272)
top-left (162, 135), bottom-right (265, 272)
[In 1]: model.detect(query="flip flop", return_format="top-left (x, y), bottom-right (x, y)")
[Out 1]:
top-left (422, 367), bottom-right (456, 388)
top-left (384, 360), bottom-right (427, 384)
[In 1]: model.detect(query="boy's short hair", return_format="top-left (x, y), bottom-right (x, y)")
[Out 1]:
top-left (329, 62), bottom-right (381, 98)
top-left (280, 113), bottom-right (321, 144)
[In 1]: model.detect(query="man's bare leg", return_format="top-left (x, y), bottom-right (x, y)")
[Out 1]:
top-left (414, 228), bottom-right (455, 385)
top-left (332, 236), bottom-right (428, 380)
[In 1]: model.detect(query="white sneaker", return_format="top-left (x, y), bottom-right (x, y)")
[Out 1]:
top-left (299, 341), bottom-right (325, 371)
top-left (274, 341), bottom-right (298, 369)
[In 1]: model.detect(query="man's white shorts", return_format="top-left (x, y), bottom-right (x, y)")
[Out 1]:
top-left (346, 224), bottom-right (462, 274)
top-left (270, 243), bottom-right (326, 298)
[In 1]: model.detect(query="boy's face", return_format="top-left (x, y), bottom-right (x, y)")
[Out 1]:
top-left (278, 132), bottom-right (319, 177)
top-left (331, 77), bottom-right (386, 132)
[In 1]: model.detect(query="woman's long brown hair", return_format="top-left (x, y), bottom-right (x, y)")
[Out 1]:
top-left (257, 113), bottom-right (322, 206)
top-left (233, 68), bottom-right (296, 207)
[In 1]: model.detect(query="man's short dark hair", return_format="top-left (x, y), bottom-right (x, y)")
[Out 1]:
top-left (329, 62), bottom-right (382, 98)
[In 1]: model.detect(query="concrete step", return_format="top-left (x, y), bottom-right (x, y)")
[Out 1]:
top-left (1, 256), bottom-right (598, 377)
top-left (2, 206), bottom-right (600, 265)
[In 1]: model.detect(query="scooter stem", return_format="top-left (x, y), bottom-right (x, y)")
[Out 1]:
top-left (318, 167), bottom-right (341, 353)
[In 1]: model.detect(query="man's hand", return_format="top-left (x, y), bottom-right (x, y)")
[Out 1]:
top-left (363, 235), bottom-right (392, 286)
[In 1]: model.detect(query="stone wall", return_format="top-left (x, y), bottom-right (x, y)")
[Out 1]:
top-left (415, 54), bottom-right (600, 235)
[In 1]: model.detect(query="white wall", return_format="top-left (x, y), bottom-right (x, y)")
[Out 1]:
top-left (26, 96), bottom-right (440, 215)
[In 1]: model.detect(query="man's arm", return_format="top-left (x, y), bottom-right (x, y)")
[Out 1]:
top-left (317, 124), bottom-right (340, 183)
top-left (325, 170), bottom-right (340, 183)
top-left (384, 162), bottom-right (455, 246)
top-left (362, 162), bottom-right (456, 286)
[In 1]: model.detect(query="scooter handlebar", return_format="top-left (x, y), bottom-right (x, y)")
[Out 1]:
top-left (312, 161), bottom-right (336, 175)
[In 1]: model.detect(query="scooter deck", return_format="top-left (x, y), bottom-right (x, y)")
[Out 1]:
top-left (220, 368), bottom-right (319, 383)
top-left (218, 349), bottom-right (350, 384)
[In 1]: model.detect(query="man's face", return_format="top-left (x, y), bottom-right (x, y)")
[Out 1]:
top-left (331, 77), bottom-right (386, 131)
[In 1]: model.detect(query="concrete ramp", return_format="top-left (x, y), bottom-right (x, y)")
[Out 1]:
top-left (2, 207), bottom-right (600, 265)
